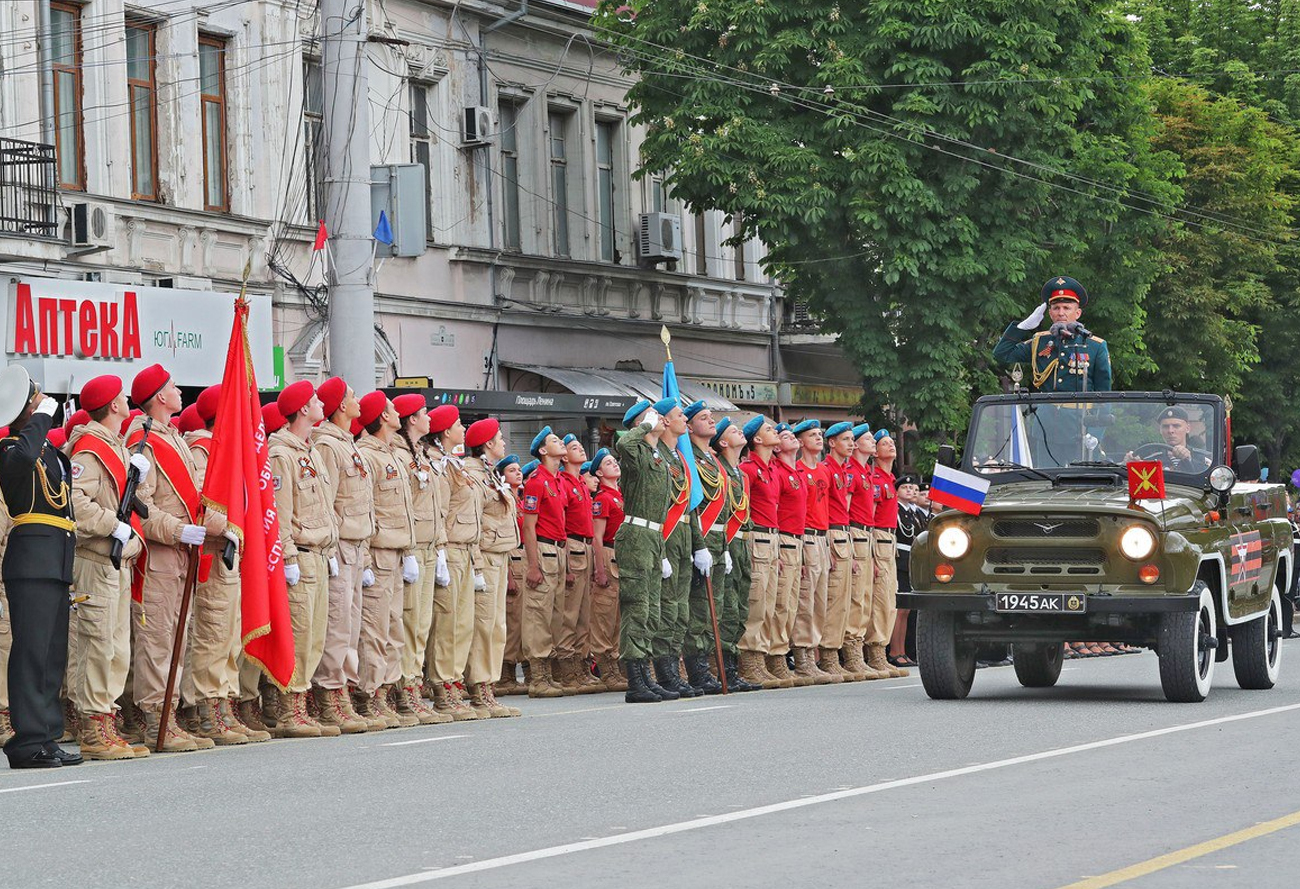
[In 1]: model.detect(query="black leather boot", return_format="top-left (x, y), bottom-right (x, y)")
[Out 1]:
top-left (624, 660), bottom-right (661, 704)
top-left (724, 652), bottom-right (760, 692)
top-left (685, 655), bottom-right (724, 695)
top-left (662, 657), bottom-right (700, 698)
top-left (646, 659), bottom-right (681, 701)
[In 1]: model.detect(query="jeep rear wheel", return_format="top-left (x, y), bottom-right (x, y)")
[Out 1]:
top-left (1011, 642), bottom-right (1064, 688)
top-left (1157, 581), bottom-right (1216, 703)
top-left (917, 610), bottom-right (976, 699)
top-left (1231, 587), bottom-right (1283, 690)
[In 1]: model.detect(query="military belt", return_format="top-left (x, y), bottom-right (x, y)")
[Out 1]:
top-left (829, 523), bottom-right (849, 531)
top-left (622, 515), bottom-right (663, 533)
top-left (567, 534), bottom-right (592, 545)
top-left (538, 535), bottom-right (564, 548)
top-left (803, 528), bottom-right (827, 537)
top-left (11, 513), bottom-right (76, 532)
top-left (751, 524), bottom-right (778, 534)
top-left (849, 521), bottom-right (872, 531)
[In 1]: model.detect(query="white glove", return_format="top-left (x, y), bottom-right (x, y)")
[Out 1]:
top-left (328, 556), bottom-right (339, 577)
top-left (1017, 301), bottom-right (1047, 330)
top-left (284, 562), bottom-right (301, 586)
top-left (725, 551), bottom-right (733, 574)
top-left (402, 555), bottom-right (420, 584)
top-left (692, 548), bottom-right (713, 575)
top-left (661, 558), bottom-right (673, 579)
top-left (641, 408), bottom-right (661, 430)
top-left (129, 453), bottom-right (151, 479)
top-left (435, 549), bottom-right (451, 587)
top-left (179, 524), bottom-right (206, 545)
top-left (362, 568), bottom-right (375, 588)
top-left (473, 572), bottom-right (486, 591)
top-left (36, 398), bottom-right (58, 417)
top-left (111, 522), bottom-right (133, 544)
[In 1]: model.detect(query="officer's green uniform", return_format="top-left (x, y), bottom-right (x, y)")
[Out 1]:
top-left (685, 444), bottom-right (732, 657)
top-left (721, 458), bottom-right (752, 650)
top-left (612, 423), bottom-right (670, 661)
top-left (992, 324), bottom-right (1112, 393)
top-left (653, 439), bottom-right (702, 657)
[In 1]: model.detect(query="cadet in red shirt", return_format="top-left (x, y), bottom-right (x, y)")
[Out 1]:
top-left (738, 415), bottom-right (786, 686)
top-left (845, 423), bottom-right (887, 678)
top-left (520, 427), bottom-right (570, 697)
top-left (820, 422), bottom-right (865, 680)
top-left (867, 430), bottom-right (905, 679)
top-left (769, 423), bottom-right (809, 682)
top-left (554, 434), bottom-right (601, 694)
top-left (792, 420), bottom-right (836, 684)
top-left (588, 449), bottom-right (626, 692)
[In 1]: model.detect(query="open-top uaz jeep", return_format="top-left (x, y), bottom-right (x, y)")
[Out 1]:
top-left (902, 391), bottom-right (1292, 703)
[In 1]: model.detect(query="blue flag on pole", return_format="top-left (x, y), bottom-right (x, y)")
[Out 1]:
top-left (663, 359), bottom-right (704, 510)
top-left (373, 210), bottom-right (394, 245)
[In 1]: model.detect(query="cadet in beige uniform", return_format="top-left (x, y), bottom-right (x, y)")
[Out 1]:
top-left (463, 419), bottom-right (521, 718)
top-left (425, 406), bottom-right (481, 720)
top-left (270, 381), bottom-right (351, 737)
top-left (355, 392), bottom-right (418, 728)
top-left (310, 377), bottom-right (380, 731)
top-left (66, 376), bottom-right (148, 760)
top-left (389, 394), bottom-right (449, 726)
top-left (494, 455), bottom-right (527, 696)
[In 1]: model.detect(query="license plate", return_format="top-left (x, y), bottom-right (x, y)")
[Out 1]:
top-left (994, 593), bottom-right (1087, 614)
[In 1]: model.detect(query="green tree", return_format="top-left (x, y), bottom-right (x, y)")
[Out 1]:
top-left (596, 0), bottom-right (1175, 441)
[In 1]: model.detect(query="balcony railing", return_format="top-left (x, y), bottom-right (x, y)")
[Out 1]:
top-left (0, 138), bottom-right (60, 238)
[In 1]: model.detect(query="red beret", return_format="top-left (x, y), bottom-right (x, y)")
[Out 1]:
top-left (0, 426), bottom-right (7, 438)
top-left (277, 380), bottom-right (314, 418)
top-left (64, 409), bottom-right (89, 438)
top-left (358, 391), bottom-right (388, 429)
top-left (120, 408), bottom-right (142, 436)
top-left (393, 393), bottom-right (427, 419)
top-left (196, 385), bottom-right (221, 423)
top-left (130, 363), bottom-right (170, 407)
top-left (80, 375), bottom-right (123, 412)
top-left (177, 405), bottom-right (203, 434)
top-left (262, 402), bottom-right (286, 434)
top-left (318, 377), bottom-right (347, 418)
top-left (46, 428), bottom-right (67, 449)
top-left (350, 418), bottom-right (362, 438)
top-left (464, 418), bottom-right (499, 449)
top-left (428, 404), bottom-right (459, 435)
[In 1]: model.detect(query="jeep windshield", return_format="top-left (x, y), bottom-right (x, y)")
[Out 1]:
top-left (965, 393), bottom-right (1223, 486)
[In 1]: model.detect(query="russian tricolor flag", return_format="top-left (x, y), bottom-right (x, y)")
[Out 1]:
top-left (930, 464), bottom-right (992, 516)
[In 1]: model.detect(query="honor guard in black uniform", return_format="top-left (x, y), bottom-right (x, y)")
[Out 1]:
top-left (0, 366), bottom-right (79, 769)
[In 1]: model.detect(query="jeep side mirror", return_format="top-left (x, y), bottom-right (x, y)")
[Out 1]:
top-left (1233, 445), bottom-right (1261, 482)
top-left (937, 445), bottom-right (956, 468)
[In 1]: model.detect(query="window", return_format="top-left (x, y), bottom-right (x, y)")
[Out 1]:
top-left (650, 177), bottom-right (665, 214)
top-left (50, 2), bottom-right (84, 190)
top-left (409, 82), bottom-right (435, 240)
top-left (199, 37), bottom-right (228, 210)
top-left (695, 211), bottom-right (707, 276)
top-left (549, 111), bottom-right (570, 256)
top-left (303, 58), bottom-right (323, 223)
top-left (596, 120), bottom-right (617, 262)
top-left (126, 22), bottom-right (159, 200)
top-left (499, 102), bottom-right (521, 250)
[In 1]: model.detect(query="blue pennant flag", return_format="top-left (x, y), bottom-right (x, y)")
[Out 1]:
top-left (663, 359), bottom-right (704, 510)
top-left (373, 210), bottom-right (394, 245)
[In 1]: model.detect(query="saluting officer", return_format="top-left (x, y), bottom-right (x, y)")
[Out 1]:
top-left (0, 486), bottom-right (12, 747)
top-left (993, 275), bottom-right (1112, 393)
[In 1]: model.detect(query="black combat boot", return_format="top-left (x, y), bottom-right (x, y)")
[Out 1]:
top-left (645, 659), bottom-right (681, 701)
top-left (724, 652), bottom-right (760, 692)
top-left (624, 660), bottom-right (661, 705)
top-left (685, 655), bottom-right (724, 695)
top-left (660, 656), bottom-right (700, 698)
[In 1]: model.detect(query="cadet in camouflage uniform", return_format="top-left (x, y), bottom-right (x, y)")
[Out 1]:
top-left (713, 419), bottom-right (757, 692)
top-left (680, 401), bottom-right (726, 695)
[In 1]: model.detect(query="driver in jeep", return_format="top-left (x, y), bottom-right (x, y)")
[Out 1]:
top-left (1125, 406), bottom-right (1213, 472)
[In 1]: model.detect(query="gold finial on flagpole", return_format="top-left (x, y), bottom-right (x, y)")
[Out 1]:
top-left (660, 324), bottom-right (672, 361)
top-left (236, 257), bottom-right (253, 308)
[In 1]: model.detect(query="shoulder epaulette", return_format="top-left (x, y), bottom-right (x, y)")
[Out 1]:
top-left (1090, 335), bottom-right (1105, 343)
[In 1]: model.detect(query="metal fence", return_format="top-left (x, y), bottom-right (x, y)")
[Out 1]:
top-left (0, 138), bottom-right (60, 238)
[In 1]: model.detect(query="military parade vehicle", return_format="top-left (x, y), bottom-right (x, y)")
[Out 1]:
top-left (901, 391), bottom-right (1291, 703)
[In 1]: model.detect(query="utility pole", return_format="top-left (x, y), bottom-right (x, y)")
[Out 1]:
top-left (320, 0), bottom-right (375, 388)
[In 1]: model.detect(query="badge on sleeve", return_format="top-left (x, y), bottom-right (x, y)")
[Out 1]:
top-left (71, 462), bottom-right (84, 480)
top-left (593, 501), bottom-right (604, 516)
top-left (524, 494), bottom-right (539, 511)
top-left (273, 475), bottom-right (282, 491)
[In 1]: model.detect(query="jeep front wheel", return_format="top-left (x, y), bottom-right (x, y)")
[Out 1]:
top-left (1231, 586), bottom-right (1283, 690)
top-left (1157, 581), bottom-right (1216, 703)
top-left (1012, 642), bottom-right (1064, 688)
top-left (917, 610), bottom-right (976, 699)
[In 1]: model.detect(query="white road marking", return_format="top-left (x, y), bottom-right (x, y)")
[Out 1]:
top-left (339, 701), bottom-right (1300, 889)
top-left (0, 779), bottom-right (92, 795)
top-left (676, 705), bottom-right (733, 713)
top-left (882, 683), bottom-right (922, 690)
top-left (379, 735), bottom-right (468, 748)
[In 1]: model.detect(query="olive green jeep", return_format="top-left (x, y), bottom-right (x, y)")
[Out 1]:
top-left (901, 391), bottom-right (1291, 703)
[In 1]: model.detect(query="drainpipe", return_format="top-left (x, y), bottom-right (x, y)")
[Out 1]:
top-left (484, 0), bottom-right (528, 34)
top-left (37, 0), bottom-right (56, 146)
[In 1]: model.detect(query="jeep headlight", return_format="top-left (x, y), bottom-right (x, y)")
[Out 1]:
top-left (1120, 525), bottom-right (1157, 561)
top-left (936, 525), bottom-right (971, 560)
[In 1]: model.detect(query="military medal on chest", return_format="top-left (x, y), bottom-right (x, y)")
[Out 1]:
top-left (297, 455), bottom-right (317, 479)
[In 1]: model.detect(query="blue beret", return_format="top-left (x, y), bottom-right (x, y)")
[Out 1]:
top-left (874, 428), bottom-right (892, 442)
top-left (825, 421), bottom-right (853, 439)
top-left (622, 399), bottom-right (652, 429)
top-left (1041, 274), bottom-right (1089, 309)
top-left (591, 447), bottom-right (613, 474)
top-left (742, 415), bottom-right (766, 444)
top-left (521, 459), bottom-right (540, 478)
top-left (682, 399), bottom-right (707, 421)
top-left (495, 454), bottom-right (520, 472)
top-left (711, 417), bottom-right (733, 447)
top-left (852, 423), bottom-right (873, 440)
top-left (563, 433), bottom-right (578, 446)
top-left (792, 419), bottom-right (821, 436)
top-left (580, 460), bottom-right (592, 475)
top-left (530, 425), bottom-right (553, 458)
top-left (652, 396), bottom-right (680, 416)
top-left (775, 422), bottom-right (791, 434)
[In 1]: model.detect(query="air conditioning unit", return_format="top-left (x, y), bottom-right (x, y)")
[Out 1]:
top-left (462, 106), bottom-right (493, 146)
top-left (69, 201), bottom-right (116, 249)
top-left (639, 212), bottom-right (682, 263)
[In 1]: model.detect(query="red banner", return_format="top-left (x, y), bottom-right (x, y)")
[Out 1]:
top-left (1127, 460), bottom-right (1166, 501)
top-left (201, 299), bottom-right (295, 689)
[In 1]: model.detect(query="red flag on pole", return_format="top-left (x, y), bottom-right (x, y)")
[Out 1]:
top-left (1127, 460), bottom-right (1167, 501)
top-left (201, 298), bottom-right (295, 688)
top-left (313, 220), bottom-right (328, 251)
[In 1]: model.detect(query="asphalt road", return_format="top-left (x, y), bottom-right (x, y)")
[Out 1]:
top-left (3, 646), bottom-right (1300, 889)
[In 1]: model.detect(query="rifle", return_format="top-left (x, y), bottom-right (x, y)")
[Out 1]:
top-left (110, 417), bottom-right (152, 569)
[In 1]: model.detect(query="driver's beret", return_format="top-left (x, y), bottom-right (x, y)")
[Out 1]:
top-left (1159, 407), bottom-right (1189, 422)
